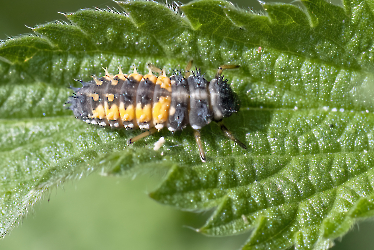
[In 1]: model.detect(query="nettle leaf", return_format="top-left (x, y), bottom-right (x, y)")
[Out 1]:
top-left (0, 0), bottom-right (374, 249)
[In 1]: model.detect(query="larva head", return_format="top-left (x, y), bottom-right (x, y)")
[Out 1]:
top-left (67, 80), bottom-right (97, 120)
top-left (209, 76), bottom-right (240, 121)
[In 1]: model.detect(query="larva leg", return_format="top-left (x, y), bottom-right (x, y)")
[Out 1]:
top-left (184, 60), bottom-right (193, 78)
top-left (216, 65), bottom-right (240, 78)
top-left (147, 63), bottom-right (162, 74)
top-left (193, 129), bottom-right (206, 162)
top-left (219, 122), bottom-right (247, 149)
top-left (127, 128), bottom-right (158, 144)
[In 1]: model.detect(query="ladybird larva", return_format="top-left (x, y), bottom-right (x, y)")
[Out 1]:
top-left (67, 61), bottom-right (246, 162)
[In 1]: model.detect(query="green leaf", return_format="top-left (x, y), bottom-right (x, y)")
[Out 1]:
top-left (1, 0), bottom-right (374, 249)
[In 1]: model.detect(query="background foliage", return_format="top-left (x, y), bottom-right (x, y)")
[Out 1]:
top-left (1, 0), bottom-right (374, 249)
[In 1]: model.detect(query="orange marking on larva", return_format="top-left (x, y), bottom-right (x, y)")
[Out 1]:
top-left (156, 75), bottom-right (172, 92)
top-left (111, 80), bottom-right (118, 85)
top-left (152, 96), bottom-right (171, 124)
top-left (119, 103), bottom-right (135, 122)
top-left (90, 93), bottom-right (99, 101)
top-left (159, 96), bottom-right (167, 103)
top-left (136, 103), bottom-right (152, 123)
top-left (106, 94), bottom-right (115, 102)
top-left (105, 103), bottom-right (120, 121)
top-left (92, 104), bottom-right (105, 119)
top-left (128, 73), bottom-right (143, 82)
top-left (144, 74), bottom-right (157, 84)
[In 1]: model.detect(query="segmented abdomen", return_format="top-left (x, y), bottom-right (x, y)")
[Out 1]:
top-left (68, 67), bottom-right (238, 131)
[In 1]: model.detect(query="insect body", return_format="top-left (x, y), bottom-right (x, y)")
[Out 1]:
top-left (67, 62), bottom-right (246, 162)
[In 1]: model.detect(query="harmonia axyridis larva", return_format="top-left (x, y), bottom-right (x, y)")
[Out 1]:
top-left (67, 61), bottom-right (246, 162)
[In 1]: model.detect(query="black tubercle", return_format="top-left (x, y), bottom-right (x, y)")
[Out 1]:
top-left (191, 68), bottom-right (207, 88)
top-left (217, 76), bottom-right (240, 117)
top-left (172, 71), bottom-right (184, 85)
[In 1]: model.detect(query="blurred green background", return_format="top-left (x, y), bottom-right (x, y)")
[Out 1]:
top-left (0, 0), bottom-right (373, 249)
